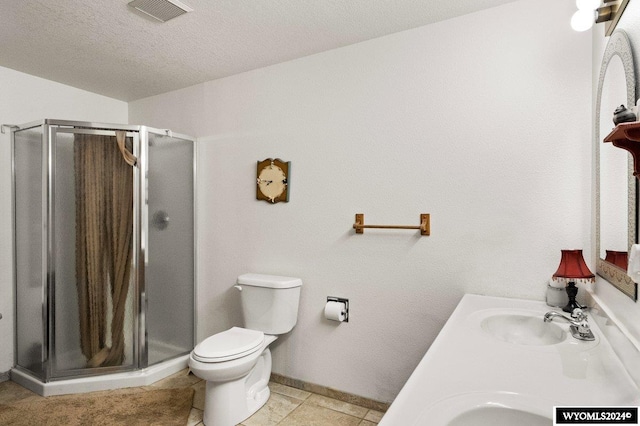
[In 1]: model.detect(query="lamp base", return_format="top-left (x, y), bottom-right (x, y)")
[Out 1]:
top-left (562, 281), bottom-right (582, 313)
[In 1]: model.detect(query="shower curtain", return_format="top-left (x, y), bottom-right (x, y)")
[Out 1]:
top-left (74, 131), bottom-right (136, 368)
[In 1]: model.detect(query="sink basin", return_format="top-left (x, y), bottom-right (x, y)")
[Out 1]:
top-left (480, 313), bottom-right (566, 346)
top-left (447, 406), bottom-right (551, 426)
top-left (416, 392), bottom-right (553, 426)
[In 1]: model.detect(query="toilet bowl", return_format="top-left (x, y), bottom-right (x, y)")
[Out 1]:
top-left (190, 328), bottom-right (278, 425)
top-left (189, 274), bottom-right (302, 426)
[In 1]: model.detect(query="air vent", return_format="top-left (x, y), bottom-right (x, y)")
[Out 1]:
top-left (128, 0), bottom-right (193, 22)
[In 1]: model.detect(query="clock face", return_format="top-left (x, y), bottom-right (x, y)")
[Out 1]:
top-left (256, 159), bottom-right (289, 203)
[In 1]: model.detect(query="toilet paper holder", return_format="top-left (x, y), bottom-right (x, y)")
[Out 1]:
top-left (327, 297), bottom-right (349, 322)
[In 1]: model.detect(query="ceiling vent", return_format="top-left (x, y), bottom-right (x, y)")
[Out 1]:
top-left (128, 0), bottom-right (193, 22)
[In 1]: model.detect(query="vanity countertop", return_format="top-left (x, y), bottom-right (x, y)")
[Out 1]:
top-left (379, 294), bottom-right (640, 425)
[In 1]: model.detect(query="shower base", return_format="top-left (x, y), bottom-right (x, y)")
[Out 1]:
top-left (10, 354), bottom-right (189, 397)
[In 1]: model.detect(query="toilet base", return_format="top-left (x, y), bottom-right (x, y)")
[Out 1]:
top-left (203, 380), bottom-right (270, 426)
top-left (200, 347), bottom-right (273, 426)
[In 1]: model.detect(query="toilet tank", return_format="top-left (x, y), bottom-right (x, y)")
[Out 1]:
top-left (236, 273), bottom-right (302, 335)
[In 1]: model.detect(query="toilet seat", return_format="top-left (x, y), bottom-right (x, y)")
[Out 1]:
top-left (193, 327), bottom-right (265, 363)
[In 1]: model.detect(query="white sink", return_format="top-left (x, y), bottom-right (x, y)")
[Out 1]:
top-left (380, 296), bottom-right (628, 426)
top-left (480, 313), bottom-right (566, 346)
top-left (416, 392), bottom-right (553, 426)
top-left (447, 406), bottom-right (551, 425)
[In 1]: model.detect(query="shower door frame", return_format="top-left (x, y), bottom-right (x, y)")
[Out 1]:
top-left (137, 125), bottom-right (198, 370)
top-left (47, 124), bottom-right (142, 379)
top-left (12, 119), bottom-right (196, 382)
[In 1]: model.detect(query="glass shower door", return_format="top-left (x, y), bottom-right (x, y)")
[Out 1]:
top-left (50, 127), bottom-right (138, 378)
top-left (143, 130), bottom-right (195, 366)
top-left (14, 125), bottom-right (46, 379)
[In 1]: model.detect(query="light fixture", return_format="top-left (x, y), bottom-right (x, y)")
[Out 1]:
top-left (571, 9), bottom-right (596, 31)
top-left (128, 0), bottom-right (193, 23)
top-left (552, 250), bottom-right (595, 313)
top-left (570, 0), bottom-right (629, 35)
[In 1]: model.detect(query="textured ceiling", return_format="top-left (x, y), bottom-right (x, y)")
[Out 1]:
top-left (0, 0), bottom-right (519, 101)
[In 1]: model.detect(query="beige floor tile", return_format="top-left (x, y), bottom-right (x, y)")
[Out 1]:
top-left (364, 409), bottom-right (384, 423)
top-left (241, 392), bottom-right (304, 426)
top-left (146, 368), bottom-right (201, 390)
top-left (187, 407), bottom-right (204, 426)
top-left (269, 382), bottom-right (312, 401)
top-left (192, 380), bottom-right (206, 411)
top-left (306, 394), bottom-right (369, 418)
top-left (359, 420), bottom-right (377, 426)
top-left (279, 403), bottom-right (362, 426)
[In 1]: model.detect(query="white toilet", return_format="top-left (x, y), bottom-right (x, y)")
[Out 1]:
top-left (189, 273), bottom-right (302, 426)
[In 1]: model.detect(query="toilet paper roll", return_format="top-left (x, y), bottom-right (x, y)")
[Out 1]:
top-left (324, 301), bottom-right (346, 322)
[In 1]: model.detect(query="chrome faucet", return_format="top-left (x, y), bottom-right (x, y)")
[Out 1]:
top-left (543, 308), bottom-right (595, 341)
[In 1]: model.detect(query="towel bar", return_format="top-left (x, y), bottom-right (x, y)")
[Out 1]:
top-left (353, 213), bottom-right (430, 236)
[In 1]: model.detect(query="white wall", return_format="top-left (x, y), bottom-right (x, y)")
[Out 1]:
top-left (0, 66), bottom-right (128, 374)
top-left (130, 0), bottom-right (591, 403)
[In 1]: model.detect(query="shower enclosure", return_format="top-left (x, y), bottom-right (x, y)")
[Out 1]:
top-left (11, 119), bottom-right (195, 395)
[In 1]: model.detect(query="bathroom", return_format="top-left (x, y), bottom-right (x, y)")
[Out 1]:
top-left (1, 0), bottom-right (640, 424)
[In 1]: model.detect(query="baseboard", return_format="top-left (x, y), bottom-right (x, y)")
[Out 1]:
top-left (270, 373), bottom-right (390, 412)
top-left (0, 371), bottom-right (9, 383)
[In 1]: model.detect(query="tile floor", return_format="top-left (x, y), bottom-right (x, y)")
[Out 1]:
top-left (0, 369), bottom-right (385, 426)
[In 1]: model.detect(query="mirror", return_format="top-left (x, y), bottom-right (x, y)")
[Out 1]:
top-left (596, 30), bottom-right (638, 300)
top-left (600, 57), bottom-right (631, 264)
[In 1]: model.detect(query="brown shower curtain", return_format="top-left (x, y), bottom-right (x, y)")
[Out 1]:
top-left (74, 131), bottom-right (136, 368)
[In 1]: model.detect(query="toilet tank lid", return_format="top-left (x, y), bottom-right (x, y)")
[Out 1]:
top-left (237, 273), bottom-right (302, 289)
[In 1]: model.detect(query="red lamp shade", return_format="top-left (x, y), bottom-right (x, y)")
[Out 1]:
top-left (553, 249), bottom-right (595, 280)
top-left (604, 250), bottom-right (628, 270)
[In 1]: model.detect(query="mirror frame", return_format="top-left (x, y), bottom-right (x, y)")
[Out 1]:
top-left (595, 30), bottom-right (638, 300)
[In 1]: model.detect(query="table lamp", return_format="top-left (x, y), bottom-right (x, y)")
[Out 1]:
top-left (552, 249), bottom-right (595, 313)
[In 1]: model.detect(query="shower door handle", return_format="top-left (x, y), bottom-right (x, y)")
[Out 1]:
top-left (151, 210), bottom-right (170, 230)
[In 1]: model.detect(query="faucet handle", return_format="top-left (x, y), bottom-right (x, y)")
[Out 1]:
top-left (571, 308), bottom-right (586, 321)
